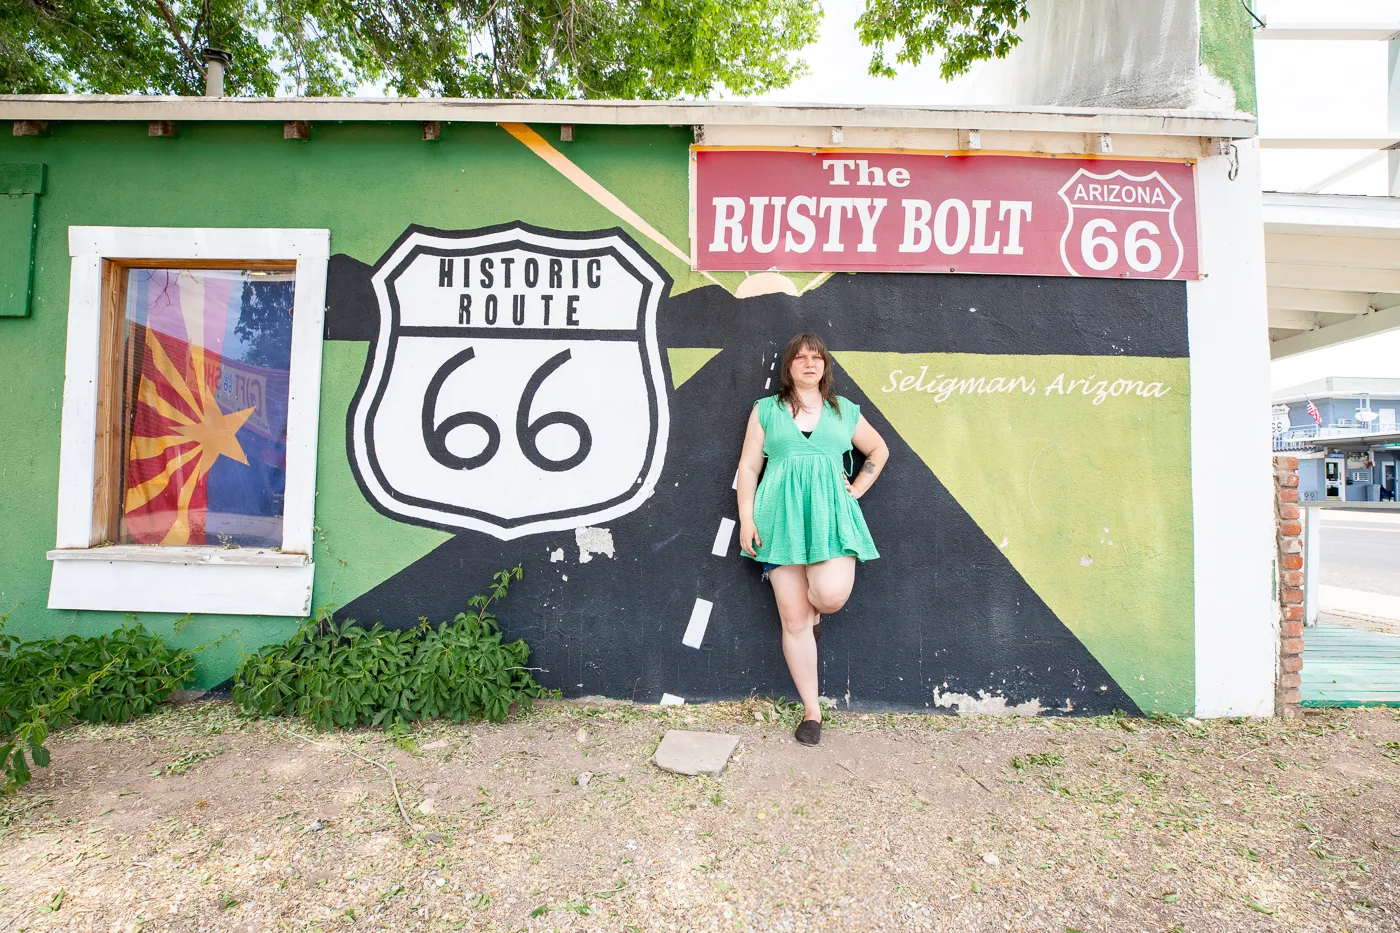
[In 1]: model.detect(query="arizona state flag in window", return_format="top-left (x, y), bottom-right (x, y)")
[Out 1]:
top-left (119, 268), bottom-right (294, 548)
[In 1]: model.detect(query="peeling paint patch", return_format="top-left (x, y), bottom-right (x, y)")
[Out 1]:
top-left (575, 526), bottom-right (615, 564)
top-left (1079, 555), bottom-right (1094, 567)
top-left (549, 548), bottom-right (564, 563)
top-left (933, 688), bottom-right (1045, 717)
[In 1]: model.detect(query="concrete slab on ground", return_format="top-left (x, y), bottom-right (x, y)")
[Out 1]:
top-left (653, 729), bottom-right (741, 776)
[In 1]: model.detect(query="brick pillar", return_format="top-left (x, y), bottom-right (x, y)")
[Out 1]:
top-left (1274, 455), bottom-right (1304, 717)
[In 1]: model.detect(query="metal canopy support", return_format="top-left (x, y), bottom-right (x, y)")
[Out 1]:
top-left (1391, 38), bottom-right (1400, 196)
top-left (1271, 303), bottom-right (1400, 358)
top-left (1257, 24), bottom-right (1400, 41)
top-left (1305, 506), bottom-right (1322, 626)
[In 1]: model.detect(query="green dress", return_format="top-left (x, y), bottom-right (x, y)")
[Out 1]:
top-left (747, 395), bottom-right (880, 567)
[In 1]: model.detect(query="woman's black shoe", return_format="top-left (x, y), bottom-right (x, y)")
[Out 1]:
top-left (795, 719), bottom-right (822, 746)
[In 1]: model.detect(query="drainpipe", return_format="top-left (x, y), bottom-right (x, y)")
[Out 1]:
top-left (201, 47), bottom-right (232, 97)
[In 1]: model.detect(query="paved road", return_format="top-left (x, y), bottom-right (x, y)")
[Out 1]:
top-left (1319, 511), bottom-right (1400, 597)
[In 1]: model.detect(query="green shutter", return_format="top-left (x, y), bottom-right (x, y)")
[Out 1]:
top-left (0, 163), bottom-right (45, 319)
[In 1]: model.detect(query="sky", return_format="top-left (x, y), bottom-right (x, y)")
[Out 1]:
top-left (748, 0), bottom-right (1400, 390)
top-left (745, 0), bottom-right (981, 106)
top-left (1252, 0), bottom-right (1400, 390)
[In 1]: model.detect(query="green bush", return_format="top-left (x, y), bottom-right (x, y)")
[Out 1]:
top-left (1, 620), bottom-right (197, 792)
top-left (233, 566), bottom-right (546, 729)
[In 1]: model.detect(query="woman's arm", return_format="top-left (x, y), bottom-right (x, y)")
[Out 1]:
top-left (846, 415), bottom-right (888, 500)
top-left (736, 405), bottom-right (766, 556)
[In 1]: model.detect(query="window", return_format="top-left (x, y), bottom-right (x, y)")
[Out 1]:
top-left (49, 227), bottom-right (328, 616)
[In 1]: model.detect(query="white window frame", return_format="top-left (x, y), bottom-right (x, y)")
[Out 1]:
top-left (48, 226), bottom-right (329, 616)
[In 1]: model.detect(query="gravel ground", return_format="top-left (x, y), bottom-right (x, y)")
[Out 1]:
top-left (2, 700), bottom-right (1399, 933)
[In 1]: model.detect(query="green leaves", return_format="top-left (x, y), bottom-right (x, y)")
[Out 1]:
top-left (1, 622), bottom-right (196, 792)
top-left (0, 0), bottom-right (820, 98)
top-left (0, 0), bottom-right (278, 96)
top-left (1010, 752), bottom-right (1064, 773)
top-left (233, 566), bottom-right (545, 731)
top-left (856, 0), bottom-right (1030, 80)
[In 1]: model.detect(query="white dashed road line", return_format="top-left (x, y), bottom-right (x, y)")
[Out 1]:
top-left (682, 598), bottom-right (714, 649)
top-left (711, 517), bottom-right (736, 557)
top-left (665, 348), bottom-right (774, 701)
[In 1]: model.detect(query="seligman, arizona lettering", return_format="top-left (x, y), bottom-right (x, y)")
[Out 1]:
top-left (881, 366), bottom-right (1172, 405)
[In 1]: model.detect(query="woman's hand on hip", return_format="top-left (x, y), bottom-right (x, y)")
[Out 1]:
top-left (739, 520), bottom-right (762, 557)
top-left (845, 481), bottom-right (864, 500)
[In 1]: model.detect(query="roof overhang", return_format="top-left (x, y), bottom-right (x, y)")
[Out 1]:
top-left (0, 94), bottom-right (1257, 138)
top-left (1309, 431), bottom-right (1400, 452)
top-left (1272, 376), bottom-right (1400, 403)
top-left (1264, 192), bottom-right (1400, 359)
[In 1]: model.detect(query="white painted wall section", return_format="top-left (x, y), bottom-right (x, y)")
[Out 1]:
top-left (1190, 139), bottom-right (1279, 717)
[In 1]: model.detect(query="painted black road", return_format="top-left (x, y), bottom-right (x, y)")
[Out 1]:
top-left (328, 247), bottom-right (1190, 714)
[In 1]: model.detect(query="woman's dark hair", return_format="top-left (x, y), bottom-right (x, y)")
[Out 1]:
top-left (778, 332), bottom-right (840, 417)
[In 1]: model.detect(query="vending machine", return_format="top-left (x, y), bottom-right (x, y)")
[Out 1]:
top-left (1324, 455), bottom-right (1346, 500)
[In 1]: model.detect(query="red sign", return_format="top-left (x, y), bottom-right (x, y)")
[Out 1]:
top-left (691, 149), bottom-right (1199, 280)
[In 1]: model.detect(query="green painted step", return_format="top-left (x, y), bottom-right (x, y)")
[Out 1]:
top-left (1301, 624), bottom-right (1400, 707)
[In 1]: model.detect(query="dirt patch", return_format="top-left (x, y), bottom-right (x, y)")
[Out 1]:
top-left (2, 701), bottom-right (1399, 932)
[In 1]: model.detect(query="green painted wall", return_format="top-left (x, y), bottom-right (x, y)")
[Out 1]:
top-left (0, 120), bottom-right (700, 688)
top-left (838, 353), bottom-right (1195, 714)
top-left (0, 120), bottom-right (1198, 712)
top-left (1200, 0), bottom-right (1259, 114)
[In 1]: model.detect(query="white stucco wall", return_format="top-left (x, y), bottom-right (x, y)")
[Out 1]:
top-left (1189, 139), bottom-right (1278, 716)
top-left (973, 0), bottom-right (1233, 111)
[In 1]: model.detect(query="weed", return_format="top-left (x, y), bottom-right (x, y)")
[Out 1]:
top-left (1011, 753), bottom-right (1065, 772)
top-left (234, 567), bottom-right (545, 729)
top-left (1, 617), bottom-right (196, 792)
top-left (163, 745), bottom-right (225, 776)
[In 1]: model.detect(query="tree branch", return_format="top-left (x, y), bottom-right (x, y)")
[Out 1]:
top-left (151, 0), bottom-right (203, 73)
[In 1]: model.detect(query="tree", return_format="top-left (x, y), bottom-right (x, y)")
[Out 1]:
top-left (857, 0), bottom-right (1030, 81)
top-left (0, 0), bottom-right (821, 98)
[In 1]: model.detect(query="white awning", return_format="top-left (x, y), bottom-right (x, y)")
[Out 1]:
top-left (1264, 192), bottom-right (1400, 358)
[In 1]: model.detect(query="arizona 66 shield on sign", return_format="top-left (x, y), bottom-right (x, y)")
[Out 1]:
top-left (1057, 168), bottom-right (1184, 279)
top-left (348, 224), bottom-right (671, 538)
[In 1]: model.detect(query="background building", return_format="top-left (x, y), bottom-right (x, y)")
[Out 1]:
top-left (1274, 376), bottom-right (1400, 500)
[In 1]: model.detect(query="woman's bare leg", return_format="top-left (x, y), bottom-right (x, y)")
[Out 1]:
top-left (805, 556), bottom-right (857, 615)
top-left (769, 565), bottom-right (821, 723)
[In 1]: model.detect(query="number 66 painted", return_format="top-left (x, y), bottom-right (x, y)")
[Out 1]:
top-left (1057, 167), bottom-right (1184, 279)
top-left (423, 346), bottom-right (593, 473)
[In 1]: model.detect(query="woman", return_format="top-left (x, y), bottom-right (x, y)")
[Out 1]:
top-left (736, 333), bottom-right (888, 746)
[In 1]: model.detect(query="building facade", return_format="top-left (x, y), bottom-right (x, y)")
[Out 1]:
top-left (0, 97), bottom-right (1275, 716)
top-left (1274, 377), bottom-right (1400, 501)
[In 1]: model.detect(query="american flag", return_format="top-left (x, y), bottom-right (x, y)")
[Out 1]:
top-left (1306, 398), bottom-right (1322, 426)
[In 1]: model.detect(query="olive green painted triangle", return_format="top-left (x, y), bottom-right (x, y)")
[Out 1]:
top-left (668, 347), bottom-right (723, 389)
top-left (311, 342), bottom-right (452, 612)
top-left (837, 351), bottom-right (1195, 714)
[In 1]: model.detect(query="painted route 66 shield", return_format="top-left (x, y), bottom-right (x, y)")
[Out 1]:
top-left (1057, 167), bottom-right (1185, 279)
top-left (348, 223), bottom-right (671, 539)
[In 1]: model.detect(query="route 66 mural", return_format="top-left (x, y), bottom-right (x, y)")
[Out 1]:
top-left (347, 224), bottom-right (670, 538)
top-left (327, 137), bottom-right (1197, 717)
